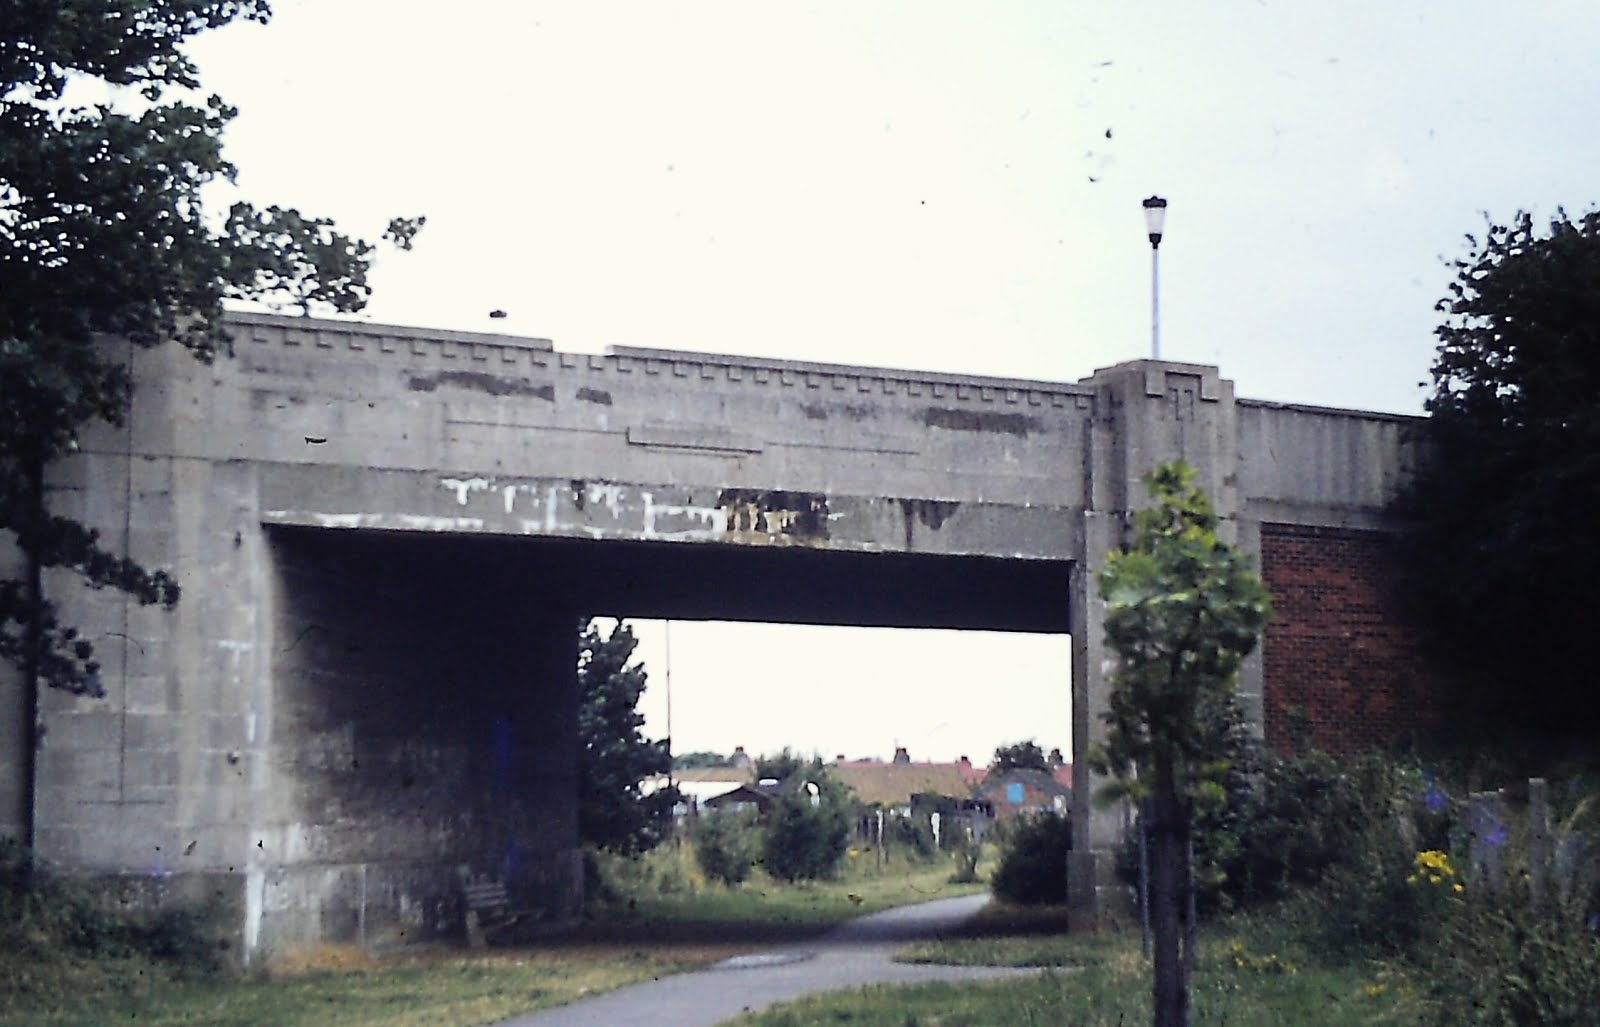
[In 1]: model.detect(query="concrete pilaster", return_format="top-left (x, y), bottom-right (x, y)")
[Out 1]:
top-left (1068, 509), bottom-right (1132, 926)
top-left (1067, 359), bottom-right (1241, 927)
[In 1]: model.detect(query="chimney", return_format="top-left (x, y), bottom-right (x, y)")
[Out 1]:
top-left (731, 746), bottom-right (752, 770)
top-left (1048, 747), bottom-right (1065, 768)
top-left (893, 746), bottom-right (910, 765)
top-left (959, 755), bottom-right (971, 767)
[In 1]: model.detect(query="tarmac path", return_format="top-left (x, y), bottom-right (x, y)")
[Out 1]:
top-left (490, 892), bottom-right (1046, 1027)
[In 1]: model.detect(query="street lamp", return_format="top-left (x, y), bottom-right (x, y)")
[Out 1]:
top-left (1142, 196), bottom-right (1168, 360)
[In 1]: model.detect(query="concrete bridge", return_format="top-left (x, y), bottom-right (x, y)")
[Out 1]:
top-left (0, 312), bottom-right (1428, 963)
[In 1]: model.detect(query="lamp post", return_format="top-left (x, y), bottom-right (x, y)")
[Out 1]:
top-left (1142, 196), bottom-right (1168, 360)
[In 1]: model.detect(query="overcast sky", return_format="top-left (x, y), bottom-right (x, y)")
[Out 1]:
top-left (187, 1), bottom-right (1599, 763)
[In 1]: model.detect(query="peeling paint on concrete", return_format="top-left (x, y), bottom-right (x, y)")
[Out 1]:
top-left (586, 483), bottom-right (626, 518)
top-left (407, 370), bottom-right (554, 401)
top-left (642, 492), bottom-right (728, 539)
top-left (718, 488), bottom-right (830, 540)
top-left (441, 477), bottom-right (492, 505)
top-left (263, 511), bottom-right (487, 532)
top-left (396, 515), bottom-right (486, 532)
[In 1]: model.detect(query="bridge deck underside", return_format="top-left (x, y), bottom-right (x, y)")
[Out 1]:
top-left (259, 526), bottom-right (1069, 955)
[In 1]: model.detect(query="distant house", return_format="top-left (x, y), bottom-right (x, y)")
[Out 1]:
top-left (972, 766), bottom-right (1073, 820)
top-left (830, 752), bottom-right (986, 813)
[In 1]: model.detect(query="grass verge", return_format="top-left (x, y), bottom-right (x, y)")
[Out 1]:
top-left (1, 944), bottom-right (712, 1027)
top-left (2, 848), bottom-right (980, 1027)
top-left (723, 904), bottom-right (1424, 1026)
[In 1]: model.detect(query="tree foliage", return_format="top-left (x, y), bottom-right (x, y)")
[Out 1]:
top-left (1, 1), bottom-right (422, 695)
top-left (760, 766), bottom-right (854, 882)
top-left (576, 619), bottom-right (675, 855)
top-left (1401, 207), bottom-right (1600, 748)
top-left (1087, 461), bottom-right (1273, 1027)
top-left (990, 739), bottom-right (1049, 774)
top-left (753, 748), bottom-right (809, 783)
top-left (673, 751), bottom-right (733, 770)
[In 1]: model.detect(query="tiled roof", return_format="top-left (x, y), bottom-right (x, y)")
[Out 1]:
top-left (830, 762), bottom-right (978, 806)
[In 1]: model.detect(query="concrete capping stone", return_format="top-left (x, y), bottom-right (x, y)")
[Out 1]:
top-left (603, 342), bottom-right (1091, 406)
top-left (1244, 499), bottom-right (1396, 533)
top-left (1236, 397), bottom-right (1420, 424)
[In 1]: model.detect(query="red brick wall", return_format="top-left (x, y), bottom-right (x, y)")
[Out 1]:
top-left (1258, 524), bottom-right (1440, 755)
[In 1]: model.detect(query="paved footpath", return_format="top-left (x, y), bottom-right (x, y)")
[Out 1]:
top-left (491, 893), bottom-right (1046, 1027)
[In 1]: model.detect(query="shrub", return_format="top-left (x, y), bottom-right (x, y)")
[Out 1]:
top-left (1422, 889), bottom-right (1600, 1025)
top-left (887, 813), bottom-right (938, 860)
top-left (762, 776), bottom-right (854, 882)
top-left (692, 810), bottom-right (760, 886)
top-left (949, 834), bottom-right (982, 884)
top-left (991, 812), bottom-right (1072, 905)
top-left (1212, 748), bottom-right (1370, 909)
top-left (0, 839), bottom-right (219, 998)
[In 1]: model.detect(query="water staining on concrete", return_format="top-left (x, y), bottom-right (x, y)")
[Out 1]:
top-left (897, 498), bottom-right (961, 549)
top-left (407, 370), bottom-right (556, 401)
top-left (718, 488), bottom-right (831, 541)
top-left (575, 387), bottom-right (613, 406)
top-left (922, 407), bottom-right (1038, 437)
top-left (899, 498), bottom-right (960, 532)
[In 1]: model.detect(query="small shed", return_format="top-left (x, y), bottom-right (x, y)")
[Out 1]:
top-left (702, 783), bottom-right (776, 817)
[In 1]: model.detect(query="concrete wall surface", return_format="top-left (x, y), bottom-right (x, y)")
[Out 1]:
top-left (2, 313), bottom-right (1424, 956)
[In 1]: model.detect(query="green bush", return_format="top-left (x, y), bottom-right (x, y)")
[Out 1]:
top-left (887, 813), bottom-right (938, 860)
top-left (990, 812), bottom-right (1072, 905)
top-left (692, 810), bottom-right (760, 886)
top-left (0, 839), bottom-right (218, 997)
top-left (762, 776), bottom-right (854, 882)
top-left (949, 835), bottom-right (982, 884)
top-left (1209, 748), bottom-right (1369, 910)
top-left (1424, 895), bottom-right (1600, 1026)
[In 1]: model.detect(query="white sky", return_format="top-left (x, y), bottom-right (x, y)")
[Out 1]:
top-left (184, 1), bottom-right (1599, 763)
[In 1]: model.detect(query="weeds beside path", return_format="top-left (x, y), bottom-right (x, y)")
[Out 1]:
top-left (724, 904), bottom-right (1423, 1027)
top-left (2, 856), bottom-right (977, 1027)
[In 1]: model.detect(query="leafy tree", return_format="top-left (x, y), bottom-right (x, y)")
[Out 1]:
top-left (990, 740), bottom-right (1049, 774)
top-left (753, 748), bottom-right (809, 782)
top-left (760, 768), bottom-right (854, 882)
top-left (1087, 462), bottom-right (1273, 1027)
top-left (1, 2), bottom-right (423, 697)
top-left (576, 619), bottom-right (676, 854)
top-left (1401, 208), bottom-right (1600, 751)
top-left (674, 751), bottom-right (734, 770)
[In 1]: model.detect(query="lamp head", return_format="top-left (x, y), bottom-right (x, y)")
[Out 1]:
top-left (1142, 195), bottom-right (1168, 247)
